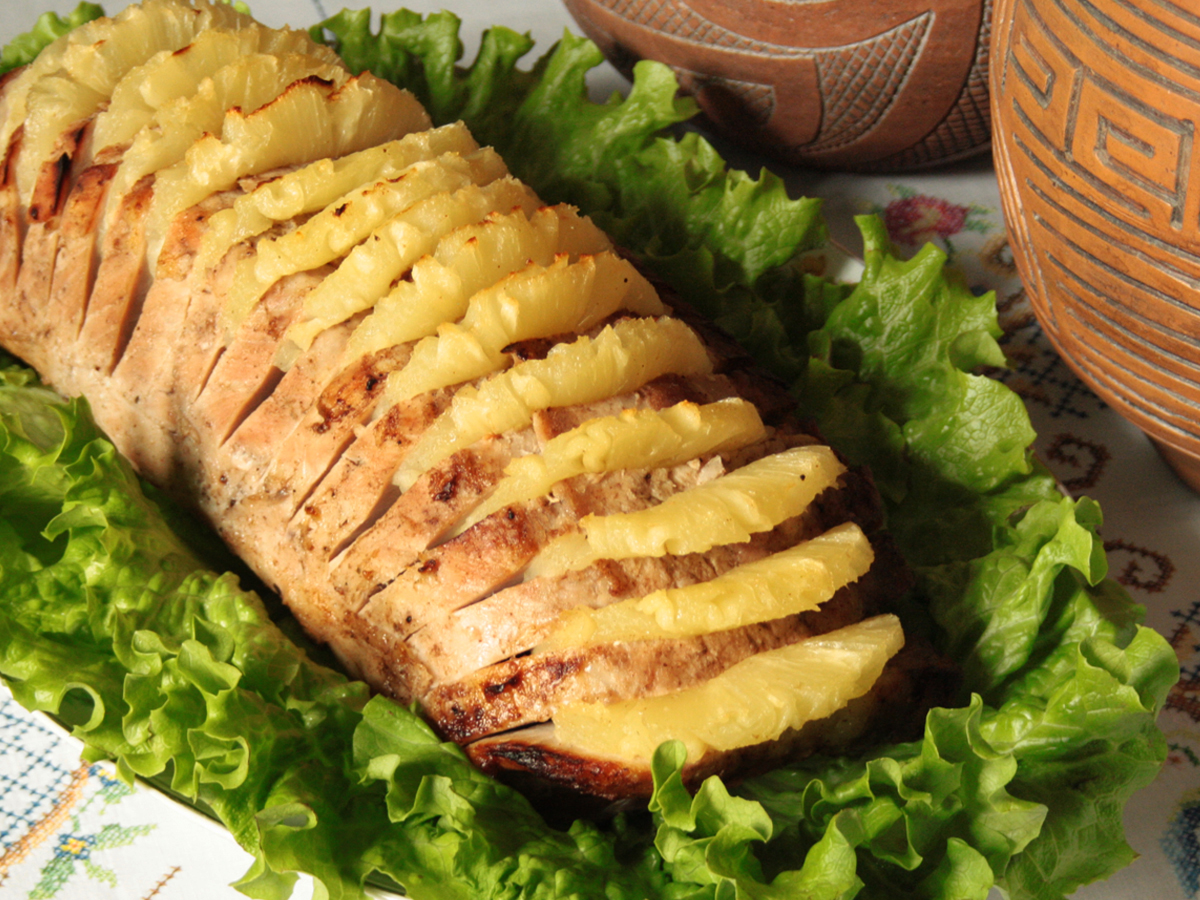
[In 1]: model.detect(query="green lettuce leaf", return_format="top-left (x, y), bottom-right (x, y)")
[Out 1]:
top-left (0, 3), bottom-right (103, 75)
top-left (0, 7), bottom-right (1178, 900)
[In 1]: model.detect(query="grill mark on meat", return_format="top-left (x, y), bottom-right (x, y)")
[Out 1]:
top-left (28, 123), bottom-right (81, 226)
top-left (331, 435), bottom-right (533, 609)
top-left (304, 391), bottom-right (453, 562)
top-left (470, 637), bottom-right (948, 803)
top-left (0, 136), bottom-right (21, 310)
top-left (357, 496), bottom-right (572, 642)
top-left (5, 142), bottom-right (80, 372)
top-left (428, 589), bottom-right (871, 744)
top-left (266, 342), bottom-right (410, 518)
top-left (467, 681), bottom-right (887, 801)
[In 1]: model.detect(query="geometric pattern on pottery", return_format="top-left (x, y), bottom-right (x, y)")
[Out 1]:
top-left (809, 15), bottom-right (930, 154)
top-left (584, 0), bottom-right (815, 57)
top-left (885, 0), bottom-right (993, 169)
top-left (571, 0), bottom-right (954, 159)
top-left (993, 0), bottom-right (1200, 454)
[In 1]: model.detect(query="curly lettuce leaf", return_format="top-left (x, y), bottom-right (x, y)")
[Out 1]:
top-left (0, 2), bottom-right (103, 75)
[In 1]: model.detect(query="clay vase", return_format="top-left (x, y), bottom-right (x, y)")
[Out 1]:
top-left (562, 0), bottom-right (993, 171)
top-left (991, 0), bottom-right (1200, 490)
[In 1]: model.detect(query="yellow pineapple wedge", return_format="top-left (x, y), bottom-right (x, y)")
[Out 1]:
top-left (382, 251), bottom-right (663, 403)
top-left (392, 316), bottom-right (712, 491)
top-left (196, 122), bottom-right (480, 271)
top-left (222, 146), bottom-right (506, 329)
top-left (148, 71), bottom-right (431, 257)
top-left (109, 50), bottom-right (348, 204)
top-left (346, 204), bottom-right (613, 360)
top-left (278, 177), bottom-right (543, 365)
top-left (455, 398), bottom-right (766, 535)
top-left (540, 522), bottom-right (874, 649)
top-left (4, 0), bottom-right (254, 202)
top-left (0, 0), bottom-right (927, 808)
top-left (526, 443), bottom-right (846, 578)
top-left (552, 614), bottom-right (905, 762)
top-left (94, 23), bottom-right (341, 158)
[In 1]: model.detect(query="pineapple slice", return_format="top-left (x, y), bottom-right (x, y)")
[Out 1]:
top-left (110, 51), bottom-right (349, 205)
top-left (540, 522), bottom-right (873, 650)
top-left (8, 0), bottom-right (254, 203)
top-left (457, 398), bottom-right (766, 535)
top-left (94, 23), bottom-right (340, 155)
top-left (552, 614), bottom-right (905, 762)
top-left (382, 252), bottom-right (663, 404)
top-left (392, 316), bottom-right (712, 491)
top-left (148, 71), bottom-right (432, 258)
top-left (346, 204), bottom-right (612, 360)
top-left (196, 122), bottom-right (479, 270)
top-left (527, 444), bottom-right (846, 578)
top-left (223, 146), bottom-right (507, 328)
top-left (278, 177), bottom-right (543, 366)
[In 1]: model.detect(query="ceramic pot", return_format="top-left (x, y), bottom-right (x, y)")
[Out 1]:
top-left (992, 0), bottom-right (1200, 489)
top-left (562, 0), bottom-right (993, 171)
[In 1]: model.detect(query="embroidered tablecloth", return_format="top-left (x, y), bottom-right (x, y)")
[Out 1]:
top-left (0, 2), bottom-right (1195, 898)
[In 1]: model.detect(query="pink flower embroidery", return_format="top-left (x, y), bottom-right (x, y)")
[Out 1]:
top-left (882, 195), bottom-right (970, 246)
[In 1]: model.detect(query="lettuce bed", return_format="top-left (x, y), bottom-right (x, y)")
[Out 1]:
top-left (0, 6), bottom-right (1177, 900)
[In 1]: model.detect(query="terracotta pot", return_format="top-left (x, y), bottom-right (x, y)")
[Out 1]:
top-left (562, 0), bottom-right (993, 171)
top-left (991, 0), bottom-right (1200, 489)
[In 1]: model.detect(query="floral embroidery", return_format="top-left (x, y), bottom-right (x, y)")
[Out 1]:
top-left (872, 186), bottom-right (991, 262)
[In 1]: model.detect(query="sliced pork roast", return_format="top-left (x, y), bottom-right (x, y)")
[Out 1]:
top-left (0, 0), bottom-right (946, 801)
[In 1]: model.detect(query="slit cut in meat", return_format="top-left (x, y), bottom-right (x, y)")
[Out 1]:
top-left (297, 389), bottom-right (454, 563)
top-left (27, 125), bottom-right (79, 226)
top-left (326, 480), bottom-right (401, 561)
top-left (328, 428), bottom-right (537, 603)
top-left (107, 253), bottom-right (156, 374)
top-left (75, 178), bottom-right (153, 376)
top-left (356, 495), bottom-right (571, 639)
top-left (221, 364), bottom-right (286, 446)
top-left (223, 314), bottom-right (365, 458)
top-left (47, 162), bottom-right (112, 343)
top-left (264, 342), bottom-right (410, 518)
top-left (195, 343), bottom-right (226, 403)
top-left (191, 274), bottom-right (309, 446)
